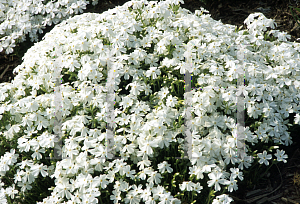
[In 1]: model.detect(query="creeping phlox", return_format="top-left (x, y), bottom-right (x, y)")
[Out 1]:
top-left (0, 0), bottom-right (300, 203)
top-left (0, 0), bottom-right (93, 54)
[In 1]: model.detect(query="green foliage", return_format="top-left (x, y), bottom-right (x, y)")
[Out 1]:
top-left (289, 5), bottom-right (300, 28)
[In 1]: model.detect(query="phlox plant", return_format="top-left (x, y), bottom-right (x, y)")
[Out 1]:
top-left (0, 0), bottom-right (97, 55)
top-left (0, 0), bottom-right (300, 203)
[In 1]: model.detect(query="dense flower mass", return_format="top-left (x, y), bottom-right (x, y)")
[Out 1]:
top-left (0, 0), bottom-right (300, 203)
top-left (0, 0), bottom-right (94, 54)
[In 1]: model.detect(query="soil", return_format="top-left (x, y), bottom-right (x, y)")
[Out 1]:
top-left (1, 0), bottom-right (300, 203)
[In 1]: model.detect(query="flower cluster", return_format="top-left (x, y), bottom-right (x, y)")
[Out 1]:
top-left (0, 0), bottom-right (299, 203)
top-left (0, 0), bottom-right (94, 54)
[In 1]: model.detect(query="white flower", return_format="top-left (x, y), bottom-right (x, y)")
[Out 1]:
top-left (158, 87), bottom-right (169, 99)
top-left (4, 184), bottom-right (18, 199)
top-left (56, 179), bottom-right (73, 199)
top-left (157, 161), bottom-right (173, 174)
top-left (210, 64), bottom-right (224, 76)
top-left (236, 85), bottom-right (249, 97)
top-left (227, 176), bottom-right (238, 192)
top-left (222, 89), bottom-right (235, 102)
top-left (140, 139), bottom-right (158, 156)
top-left (137, 159), bottom-right (151, 170)
top-left (275, 31), bottom-right (291, 41)
top-left (274, 149), bottom-right (288, 163)
top-left (145, 54), bottom-right (159, 67)
top-left (179, 181), bottom-right (195, 191)
top-left (166, 0), bottom-right (184, 5)
top-left (294, 113), bottom-right (300, 124)
top-left (207, 171), bottom-right (228, 192)
top-left (193, 182), bottom-right (203, 193)
top-left (166, 95), bottom-right (177, 107)
top-left (30, 163), bottom-right (48, 177)
top-left (148, 171), bottom-right (162, 185)
top-left (126, 81), bottom-right (144, 96)
top-left (31, 147), bottom-right (45, 160)
top-left (257, 150), bottom-right (272, 166)
top-left (146, 67), bottom-right (161, 80)
top-left (17, 182), bottom-right (32, 192)
top-left (230, 168), bottom-right (244, 181)
top-left (120, 95), bottom-right (134, 109)
top-left (124, 192), bottom-right (140, 204)
top-left (212, 194), bottom-right (233, 204)
top-left (110, 190), bottom-right (122, 203)
top-left (124, 165), bottom-right (136, 180)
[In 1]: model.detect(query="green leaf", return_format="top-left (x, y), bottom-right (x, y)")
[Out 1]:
top-left (290, 5), bottom-right (300, 13)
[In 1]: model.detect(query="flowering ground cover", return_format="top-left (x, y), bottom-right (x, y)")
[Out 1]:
top-left (1, 0), bottom-right (300, 82)
top-left (1, 0), bottom-right (300, 203)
